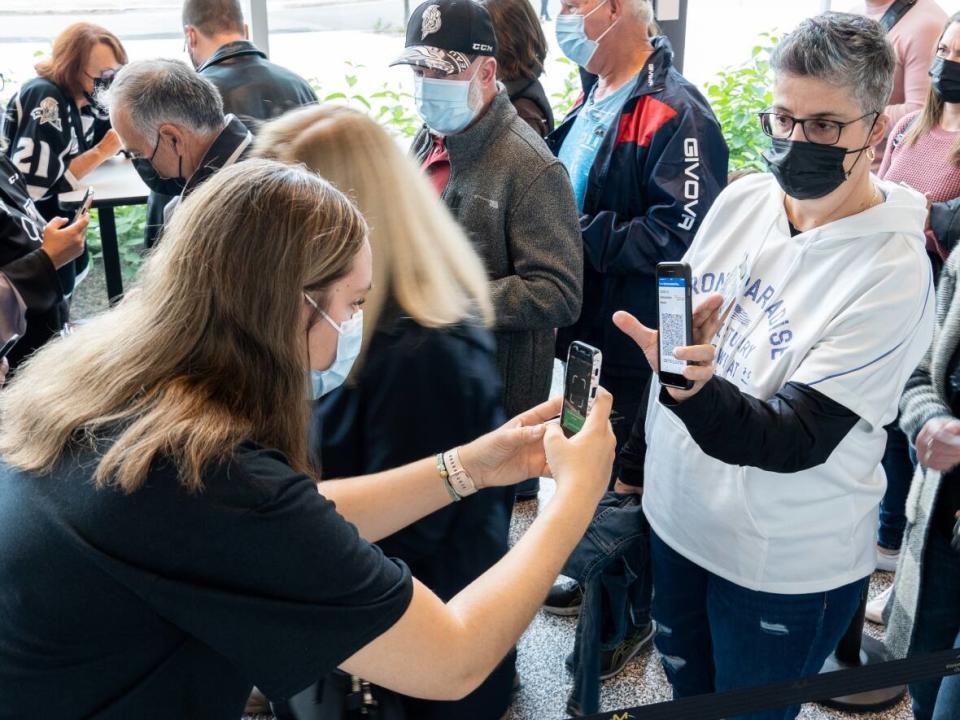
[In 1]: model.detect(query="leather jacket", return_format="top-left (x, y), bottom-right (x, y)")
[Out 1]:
top-left (197, 41), bottom-right (317, 133)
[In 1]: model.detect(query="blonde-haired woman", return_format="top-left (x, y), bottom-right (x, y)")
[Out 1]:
top-left (255, 105), bottom-right (517, 719)
top-left (0, 159), bottom-right (616, 716)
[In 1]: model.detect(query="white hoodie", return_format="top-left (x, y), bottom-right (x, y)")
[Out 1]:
top-left (643, 173), bottom-right (935, 594)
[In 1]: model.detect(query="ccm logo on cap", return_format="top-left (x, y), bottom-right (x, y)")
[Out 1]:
top-left (472, 43), bottom-right (493, 52)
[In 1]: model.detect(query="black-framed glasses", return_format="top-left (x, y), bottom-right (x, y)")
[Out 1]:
top-left (758, 110), bottom-right (879, 146)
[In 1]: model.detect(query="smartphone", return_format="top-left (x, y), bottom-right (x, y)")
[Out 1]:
top-left (72, 188), bottom-right (94, 224)
top-left (561, 341), bottom-right (602, 437)
top-left (657, 261), bottom-right (694, 390)
top-left (0, 334), bottom-right (20, 360)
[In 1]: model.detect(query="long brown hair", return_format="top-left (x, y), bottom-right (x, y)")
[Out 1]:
top-left (35, 22), bottom-right (128, 98)
top-left (253, 105), bottom-right (494, 377)
top-left (0, 159), bottom-right (367, 492)
top-left (480, 0), bottom-right (547, 82)
top-left (904, 12), bottom-right (960, 166)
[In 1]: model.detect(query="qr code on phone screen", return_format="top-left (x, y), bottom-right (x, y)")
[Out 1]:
top-left (661, 313), bottom-right (685, 358)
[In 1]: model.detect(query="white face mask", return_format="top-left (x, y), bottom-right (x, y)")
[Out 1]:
top-left (304, 293), bottom-right (363, 399)
top-left (414, 74), bottom-right (480, 136)
top-left (556, 0), bottom-right (618, 69)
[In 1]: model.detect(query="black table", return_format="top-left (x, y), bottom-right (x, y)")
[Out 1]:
top-left (59, 158), bottom-right (149, 305)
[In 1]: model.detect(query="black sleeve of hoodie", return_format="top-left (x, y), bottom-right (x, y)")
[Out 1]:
top-left (618, 377), bottom-right (861, 483)
top-left (663, 377), bottom-right (861, 473)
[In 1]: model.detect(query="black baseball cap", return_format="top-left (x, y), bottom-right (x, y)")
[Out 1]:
top-left (390, 0), bottom-right (498, 76)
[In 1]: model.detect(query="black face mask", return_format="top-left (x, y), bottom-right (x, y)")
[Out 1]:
top-left (131, 134), bottom-right (187, 195)
top-left (931, 56), bottom-right (960, 104)
top-left (762, 116), bottom-right (878, 200)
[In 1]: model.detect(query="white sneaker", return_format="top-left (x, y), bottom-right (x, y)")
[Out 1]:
top-left (866, 585), bottom-right (893, 625)
top-left (876, 546), bottom-right (900, 573)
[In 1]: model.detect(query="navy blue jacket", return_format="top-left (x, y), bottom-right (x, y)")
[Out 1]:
top-left (548, 38), bottom-right (728, 378)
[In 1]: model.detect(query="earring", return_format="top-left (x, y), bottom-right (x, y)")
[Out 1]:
top-left (868, 148), bottom-right (876, 161)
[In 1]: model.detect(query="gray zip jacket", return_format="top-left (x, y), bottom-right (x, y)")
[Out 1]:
top-left (412, 90), bottom-right (583, 417)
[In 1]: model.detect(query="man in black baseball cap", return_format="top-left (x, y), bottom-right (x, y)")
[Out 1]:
top-left (390, 0), bottom-right (497, 77)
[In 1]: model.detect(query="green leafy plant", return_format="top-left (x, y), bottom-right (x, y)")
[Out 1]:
top-left (704, 32), bottom-right (778, 172)
top-left (550, 57), bottom-right (584, 121)
top-left (86, 206), bottom-right (147, 280)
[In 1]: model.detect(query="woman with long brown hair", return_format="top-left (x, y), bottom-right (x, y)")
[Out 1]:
top-left (1, 22), bottom-right (126, 296)
top-left (0, 158), bottom-right (615, 717)
top-left (481, 0), bottom-right (555, 137)
top-left (256, 104), bottom-right (514, 718)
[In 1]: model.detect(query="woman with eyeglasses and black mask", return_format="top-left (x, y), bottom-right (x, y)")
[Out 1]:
top-left (1, 22), bottom-right (126, 299)
top-left (612, 14), bottom-right (934, 719)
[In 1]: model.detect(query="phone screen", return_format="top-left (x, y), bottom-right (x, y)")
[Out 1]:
top-left (658, 275), bottom-right (689, 377)
top-left (561, 347), bottom-right (596, 436)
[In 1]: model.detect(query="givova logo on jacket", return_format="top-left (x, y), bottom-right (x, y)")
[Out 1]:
top-left (678, 138), bottom-right (700, 231)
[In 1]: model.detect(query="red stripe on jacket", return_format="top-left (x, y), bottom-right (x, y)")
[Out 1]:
top-left (615, 95), bottom-right (678, 148)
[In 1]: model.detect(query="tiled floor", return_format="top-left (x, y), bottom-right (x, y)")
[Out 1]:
top-left (505, 479), bottom-right (912, 720)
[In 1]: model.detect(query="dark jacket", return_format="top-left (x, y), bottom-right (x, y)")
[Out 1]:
top-left (0, 155), bottom-right (65, 368)
top-left (548, 37), bottom-right (728, 378)
top-left (504, 77), bottom-right (554, 138)
top-left (312, 312), bottom-right (515, 720)
top-left (563, 492), bottom-right (650, 716)
top-left (145, 114), bottom-right (253, 228)
top-left (143, 42), bottom-right (316, 245)
top-left (197, 40), bottom-right (318, 133)
top-left (411, 90), bottom-right (583, 417)
top-left (932, 196), bottom-right (960, 259)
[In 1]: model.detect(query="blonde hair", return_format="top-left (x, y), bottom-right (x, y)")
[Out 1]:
top-left (904, 13), bottom-right (960, 166)
top-left (0, 159), bottom-right (367, 492)
top-left (253, 104), bottom-right (494, 374)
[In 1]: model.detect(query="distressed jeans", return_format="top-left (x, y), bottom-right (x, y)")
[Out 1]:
top-left (649, 530), bottom-right (867, 720)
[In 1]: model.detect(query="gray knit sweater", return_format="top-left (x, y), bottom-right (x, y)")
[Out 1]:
top-left (411, 90), bottom-right (583, 417)
top-left (888, 250), bottom-right (960, 658)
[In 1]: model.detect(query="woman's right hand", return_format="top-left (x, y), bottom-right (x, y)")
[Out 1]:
top-left (917, 417), bottom-right (960, 472)
top-left (41, 215), bottom-right (89, 269)
top-left (543, 387), bottom-right (616, 505)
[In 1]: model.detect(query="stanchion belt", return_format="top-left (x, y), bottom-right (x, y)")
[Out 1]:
top-left (879, 0), bottom-right (918, 33)
top-left (578, 648), bottom-right (960, 720)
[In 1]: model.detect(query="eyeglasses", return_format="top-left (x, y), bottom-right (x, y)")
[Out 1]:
top-left (84, 68), bottom-right (120, 82)
top-left (758, 110), bottom-right (879, 146)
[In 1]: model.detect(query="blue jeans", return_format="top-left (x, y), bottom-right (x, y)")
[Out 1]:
top-left (878, 422), bottom-right (914, 551)
top-left (908, 531), bottom-right (960, 720)
top-left (650, 530), bottom-right (868, 720)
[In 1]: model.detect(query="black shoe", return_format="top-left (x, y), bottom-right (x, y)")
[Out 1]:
top-left (543, 579), bottom-right (583, 615)
top-left (514, 477), bottom-right (540, 502)
top-left (564, 622), bottom-right (656, 680)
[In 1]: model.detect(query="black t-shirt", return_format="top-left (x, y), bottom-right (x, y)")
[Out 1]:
top-left (0, 439), bottom-right (412, 719)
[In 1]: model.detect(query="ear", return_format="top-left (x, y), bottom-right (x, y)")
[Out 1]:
top-left (608, 0), bottom-right (627, 19)
top-left (480, 57), bottom-right (498, 84)
top-left (159, 124), bottom-right (182, 151)
top-left (870, 112), bottom-right (891, 147)
top-left (184, 26), bottom-right (197, 49)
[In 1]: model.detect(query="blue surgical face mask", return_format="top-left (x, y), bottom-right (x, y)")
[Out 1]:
top-left (556, 0), bottom-right (618, 69)
top-left (414, 74), bottom-right (479, 136)
top-left (306, 297), bottom-right (363, 399)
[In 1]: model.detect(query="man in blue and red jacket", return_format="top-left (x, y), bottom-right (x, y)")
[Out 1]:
top-left (548, 0), bottom-right (728, 463)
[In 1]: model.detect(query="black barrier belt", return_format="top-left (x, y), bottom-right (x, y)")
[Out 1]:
top-left (579, 648), bottom-right (960, 720)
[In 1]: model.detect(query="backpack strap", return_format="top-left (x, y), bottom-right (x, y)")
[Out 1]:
top-left (879, 0), bottom-right (918, 33)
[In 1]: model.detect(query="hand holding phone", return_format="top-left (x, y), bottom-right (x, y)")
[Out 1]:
top-left (72, 188), bottom-right (94, 225)
top-left (561, 341), bottom-right (602, 437)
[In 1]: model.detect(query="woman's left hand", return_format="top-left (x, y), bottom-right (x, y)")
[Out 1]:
top-left (458, 396), bottom-right (562, 489)
top-left (612, 293), bottom-right (726, 403)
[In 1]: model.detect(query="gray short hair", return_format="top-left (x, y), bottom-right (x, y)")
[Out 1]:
top-left (101, 59), bottom-right (224, 138)
top-left (770, 12), bottom-right (895, 115)
top-left (628, 0), bottom-right (654, 25)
